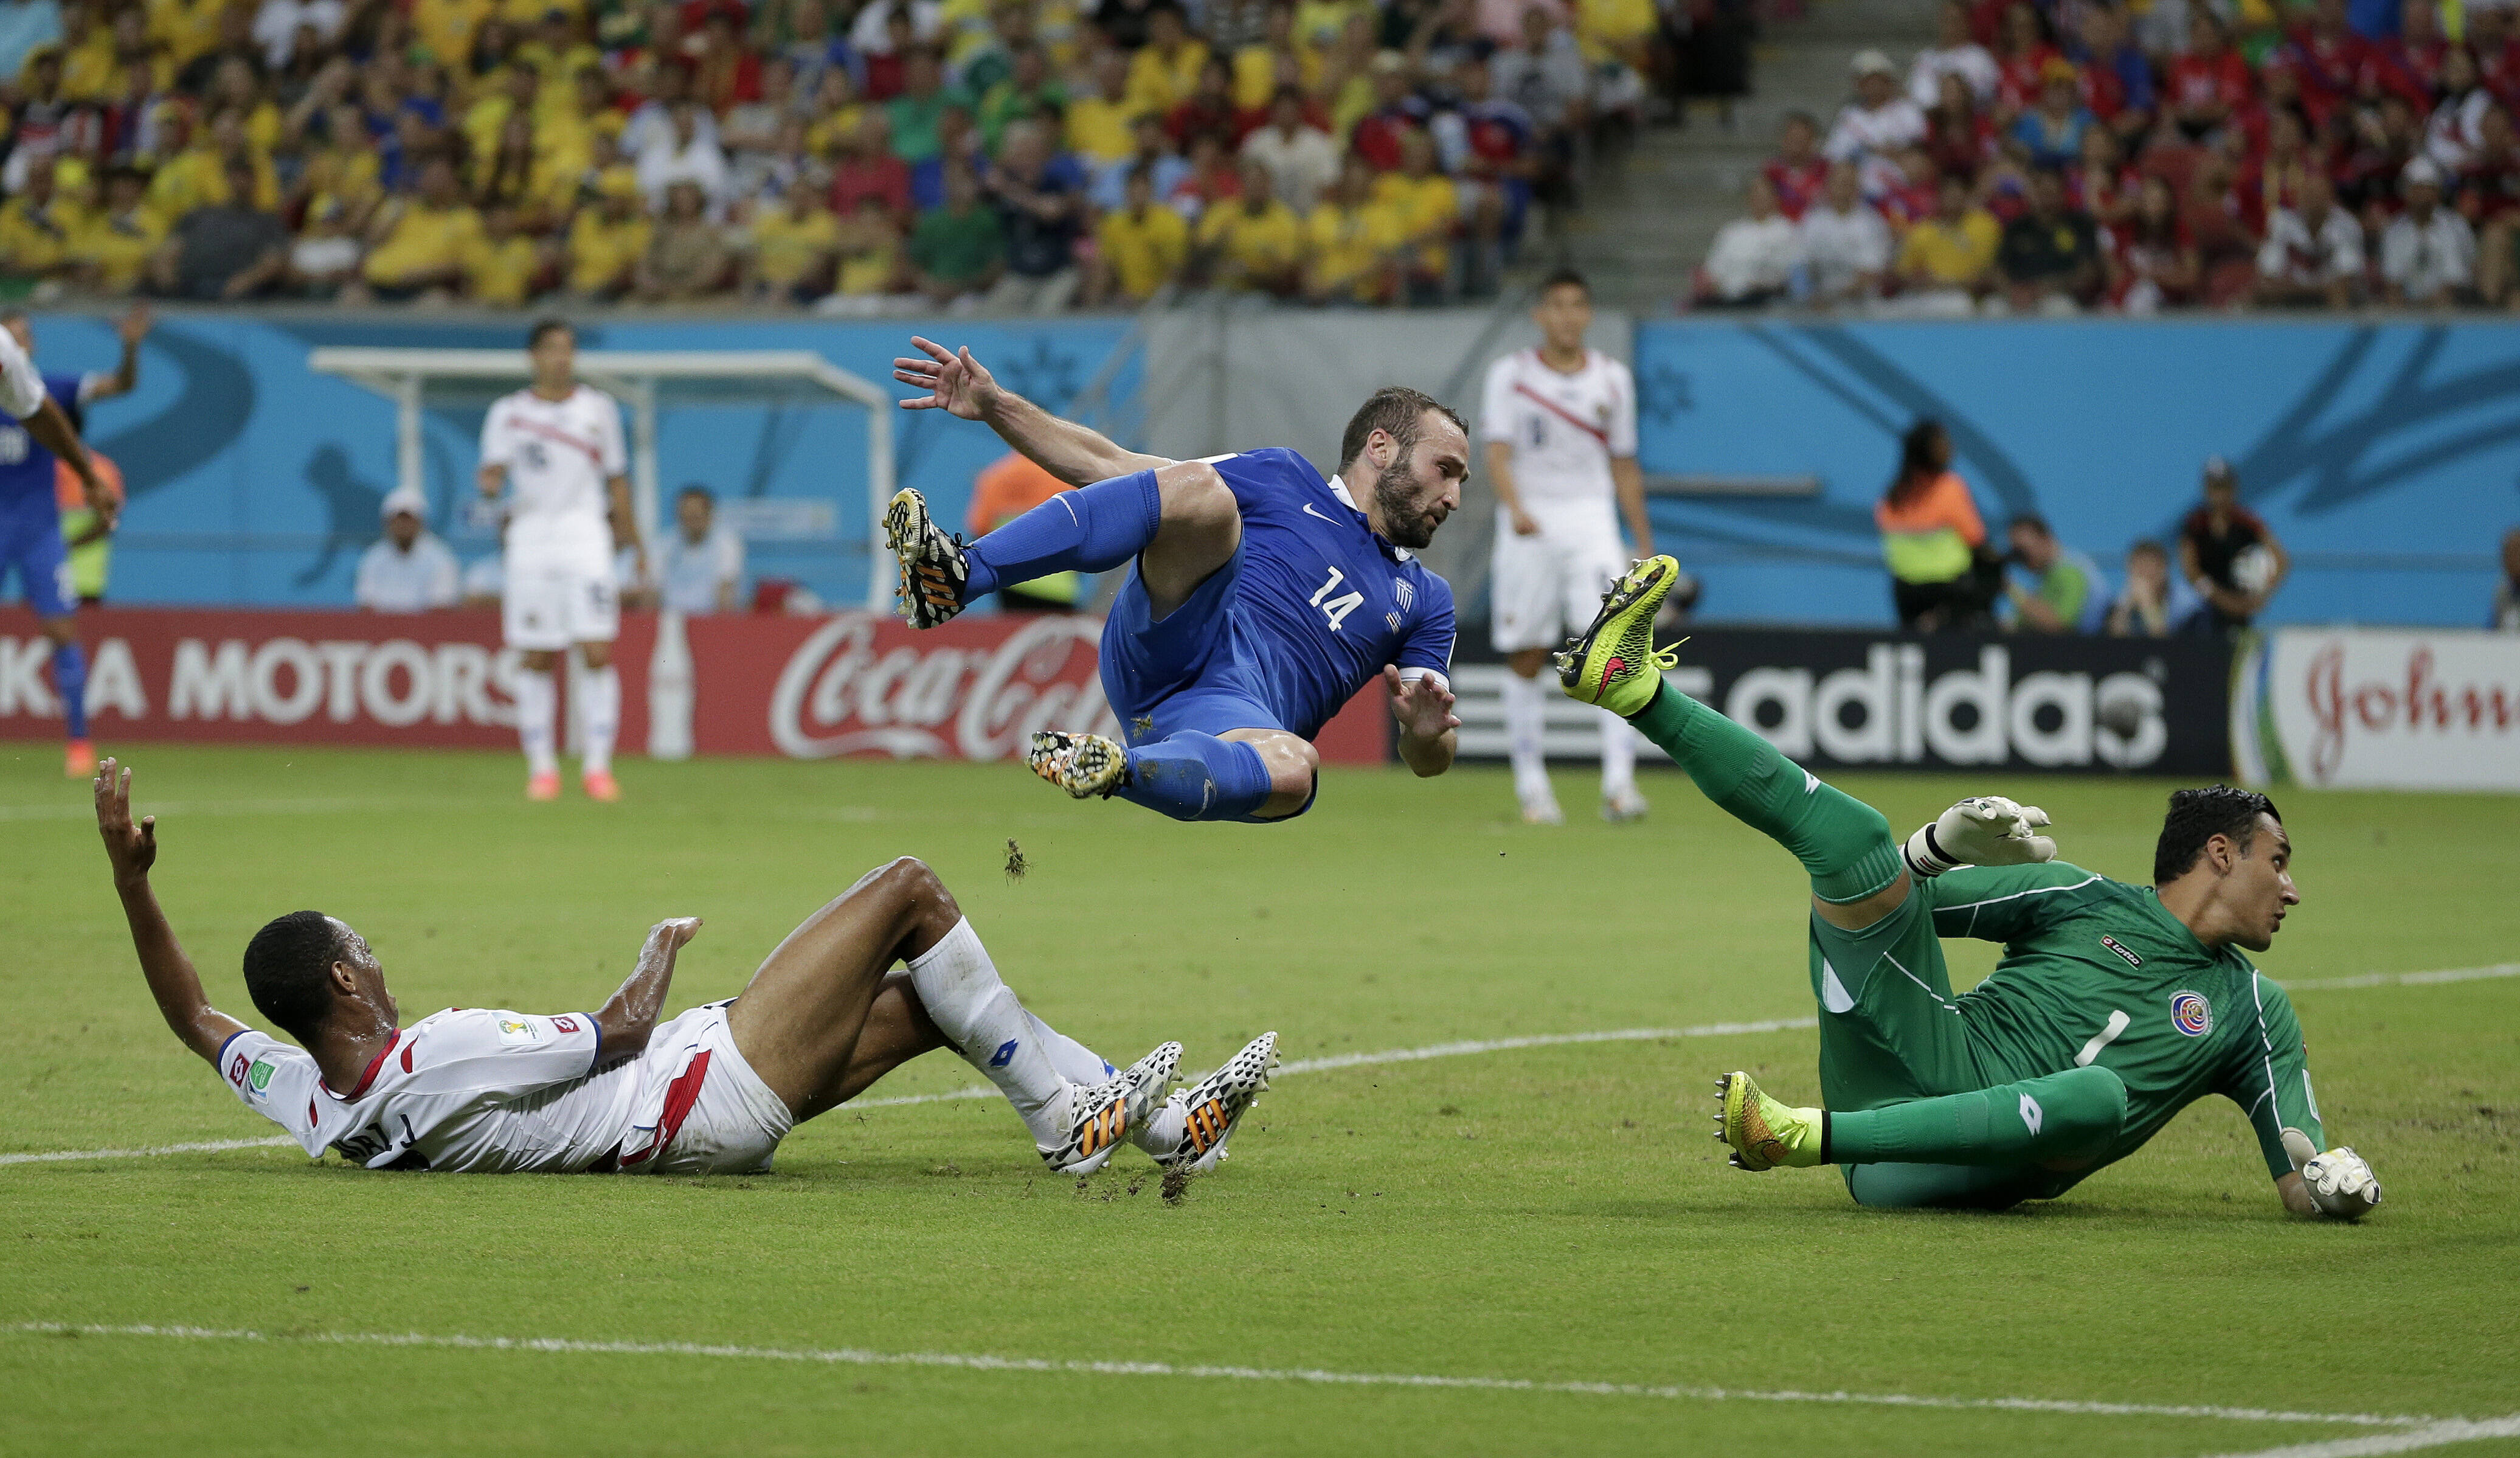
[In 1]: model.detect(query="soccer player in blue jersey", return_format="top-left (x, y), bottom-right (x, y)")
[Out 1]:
top-left (885, 335), bottom-right (1466, 822)
top-left (0, 307), bottom-right (133, 779)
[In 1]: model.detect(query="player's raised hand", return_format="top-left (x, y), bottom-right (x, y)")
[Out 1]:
top-left (1383, 665), bottom-right (1460, 740)
top-left (893, 337), bottom-right (999, 420)
top-left (1902, 795), bottom-right (2057, 878)
top-left (94, 758), bottom-right (159, 883)
top-left (646, 917), bottom-right (704, 952)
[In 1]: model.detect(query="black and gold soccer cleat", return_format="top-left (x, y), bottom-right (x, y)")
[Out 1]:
top-left (1026, 731), bottom-right (1129, 799)
top-left (1150, 1032), bottom-right (1278, 1173)
top-left (882, 487), bottom-right (971, 628)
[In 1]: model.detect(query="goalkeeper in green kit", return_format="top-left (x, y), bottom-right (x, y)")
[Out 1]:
top-left (1558, 557), bottom-right (2383, 1218)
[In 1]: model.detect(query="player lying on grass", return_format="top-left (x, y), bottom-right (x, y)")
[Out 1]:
top-left (1557, 560), bottom-right (2383, 1218)
top-left (884, 335), bottom-right (1463, 822)
top-left (94, 759), bottom-right (1276, 1177)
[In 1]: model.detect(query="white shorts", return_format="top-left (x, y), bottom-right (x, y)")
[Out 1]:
top-left (617, 1001), bottom-right (794, 1176)
top-left (502, 555), bottom-right (619, 651)
top-left (1490, 509), bottom-right (1630, 653)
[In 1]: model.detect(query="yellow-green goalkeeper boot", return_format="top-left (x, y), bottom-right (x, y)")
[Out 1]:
top-left (1555, 555), bottom-right (1684, 719)
top-left (1714, 1071), bottom-right (1826, 1172)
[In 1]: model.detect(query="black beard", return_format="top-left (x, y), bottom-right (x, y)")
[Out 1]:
top-left (1374, 457), bottom-right (1438, 549)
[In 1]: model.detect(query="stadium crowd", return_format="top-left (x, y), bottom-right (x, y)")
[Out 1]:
top-left (1700, 0), bottom-right (2520, 313)
top-left (0, 0), bottom-right (1742, 310)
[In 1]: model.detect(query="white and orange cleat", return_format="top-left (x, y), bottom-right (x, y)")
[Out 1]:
top-left (527, 769), bottom-right (562, 802)
top-left (582, 769), bottom-right (620, 802)
top-left (64, 738), bottom-right (97, 779)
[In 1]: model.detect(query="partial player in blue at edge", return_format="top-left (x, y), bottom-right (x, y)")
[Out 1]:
top-left (884, 334), bottom-right (1466, 824)
top-left (0, 305), bottom-right (142, 779)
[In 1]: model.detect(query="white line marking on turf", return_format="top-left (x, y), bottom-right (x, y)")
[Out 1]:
top-left (2279, 964), bottom-right (2520, 992)
top-left (2, 1323), bottom-right (2443, 1429)
top-left (2196, 1414), bottom-right (2520, 1457)
top-left (10, 958), bottom-right (2513, 1164)
top-left (0, 1136), bottom-right (296, 1167)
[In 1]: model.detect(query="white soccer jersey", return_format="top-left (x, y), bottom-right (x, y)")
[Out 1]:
top-left (0, 326), bottom-right (46, 420)
top-left (216, 1008), bottom-right (637, 1173)
top-left (479, 384), bottom-right (629, 570)
top-left (1478, 348), bottom-right (1638, 515)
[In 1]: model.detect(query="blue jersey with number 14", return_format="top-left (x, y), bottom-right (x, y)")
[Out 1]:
top-left (1213, 446), bottom-right (1456, 738)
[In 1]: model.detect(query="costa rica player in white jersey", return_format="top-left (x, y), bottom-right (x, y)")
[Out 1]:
top-left (1481, 269), bottom-right (1674, 825)
top-left (92, 758), bottom-right (1278, 1178)
top-left (478, 319), bottom-right (646, 802)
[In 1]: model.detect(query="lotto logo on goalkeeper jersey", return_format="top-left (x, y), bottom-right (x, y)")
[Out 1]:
top-left (2170, 991), bottom-right (2213, 1036)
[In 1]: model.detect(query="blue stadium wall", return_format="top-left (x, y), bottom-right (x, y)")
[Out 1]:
top-left (13, 314), bottom-right (1135, 611)
top-left (1633, 319), bottom-right (2519, 629)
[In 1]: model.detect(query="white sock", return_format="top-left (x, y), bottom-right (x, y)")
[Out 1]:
top-left (1600, 707), bottom-right (1637, 798)
top-left (578, 664), bottom-right (620, 776)
top-left (1502, 670), bottom-right (1550, 801)
top-left (514, 667), bottom-right (558, 777)
top-left (1031, 1019), bottom-right (1118, 1084)
top-left (905, 918), bottom-right (1070, 1145)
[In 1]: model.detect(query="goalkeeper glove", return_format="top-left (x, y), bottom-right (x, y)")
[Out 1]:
top-left (2282, 1128), bottom-right (2383, 1220)
top-left (1902, 796), bottom-right (2057, 880)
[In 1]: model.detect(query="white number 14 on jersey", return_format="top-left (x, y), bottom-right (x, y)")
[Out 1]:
top-left (1310, 568), bottom-right (1366, 632)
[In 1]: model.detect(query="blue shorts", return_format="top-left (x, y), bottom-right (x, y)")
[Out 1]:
top-left (0, 503), bottom-right (73, 619)
top-left (1099, 544), bottom-right (1284, 746)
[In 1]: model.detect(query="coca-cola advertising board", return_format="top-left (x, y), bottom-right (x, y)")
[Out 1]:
top-left (2233, 628), bottom-right (2520, 791)
top-left (0, 607), bottom-right (1393, 764)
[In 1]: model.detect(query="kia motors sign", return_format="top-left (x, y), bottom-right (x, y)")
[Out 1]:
top-left (2234, 628), bottom-right (2520, 791)
top-left (0, 606), bottom-right (1390, 764)
top-left (1454, 629), bottom-right (2232, 776)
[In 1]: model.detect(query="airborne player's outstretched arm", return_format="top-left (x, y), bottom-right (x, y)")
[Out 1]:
top-left (94, 760), bottom-right (248, 1066)
top-left (893, 336), bottom-right (1175, 487)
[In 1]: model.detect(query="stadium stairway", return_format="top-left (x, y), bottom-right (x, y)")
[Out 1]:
top-left (1557, 0), bottom-right (1942, 312)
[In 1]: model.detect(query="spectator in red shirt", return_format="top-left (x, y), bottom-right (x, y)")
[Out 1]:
top-left (2362, 0), bottom-right (2445, 111)
top-left (2108, 173), bottom-right (2201, 311)
top-left (2167, 10), bottom-right (2253, 143)
top-left (1167, 55), bottom-right (1242, 147)
top-left (1992, 2), bottom-right (2060, 122)
top-left (1878, 145), bottom-right (1942, 229)
top-left (2470, 5), bottom-right (2520, 106)
top-left (1762, 111), bottom-right (1829, 219)
top-left (2284, 0), bottom-right (2376, 133)
top-left (831, 108), bottom-right (914, 221)
top-left (2336, 89), bottom-right (2421, 216)
top-left (2237, 107), bottom-right (2319, 236)
top-left (2426, 45), bottom-right (2497, 172)
top-left (2072, 2), bottom-right (2154, 147)
top-left (1352, 50), bottom-right (1427, 171)
top-left (1924, 72), bottom-right (1996, 181)
top-left (2071, 122), bottom-right (2139, 230)
top-left (1170, 128), bottom-right (1244, 213)
top-left (862, 8), bottom-right (915, 100)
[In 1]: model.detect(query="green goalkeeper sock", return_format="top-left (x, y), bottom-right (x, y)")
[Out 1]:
top-left (1629, 684), bottom-right (1904, 903)
top-left (1825, 1066), bottom-right (2128, 1167)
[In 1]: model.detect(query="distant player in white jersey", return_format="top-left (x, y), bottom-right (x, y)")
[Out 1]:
top-left (1481, 269), bottom-right (1663, 824)
top-left (477, 319), bottom-right (645, 802)
top-left (92, 758), bottom-right (1278, 1179)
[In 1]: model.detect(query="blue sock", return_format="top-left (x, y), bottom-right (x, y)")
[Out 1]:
top-left (52, 641), bottom-right (88, 739)
top-left (1113, 732), bottom-right (1274, 822)
top-left (964, 469), bottom-right (1162, 600)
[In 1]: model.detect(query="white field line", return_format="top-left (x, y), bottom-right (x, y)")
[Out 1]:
top-left (0, 797), bottom-right (420, 822)
top-left (0, 1322), bottom-right (2445, 1429)
top-left (2196, 1414), bottom-right (2520, 1457)
top-left (5, 963), bottom-right (2506, 1168)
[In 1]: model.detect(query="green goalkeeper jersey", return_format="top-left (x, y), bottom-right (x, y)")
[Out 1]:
top-left (1928, 861), bottom-right (2324, 1184)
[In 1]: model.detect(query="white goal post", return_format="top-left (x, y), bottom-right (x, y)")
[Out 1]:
top-left (308, 348), bottom-right (897, 609)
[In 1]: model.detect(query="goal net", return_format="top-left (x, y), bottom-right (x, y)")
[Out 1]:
top-left (307, 348), bottom-right (896, 611)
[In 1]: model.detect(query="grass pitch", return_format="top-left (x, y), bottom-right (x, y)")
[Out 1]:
top-left (3, 743), bottom-right (2516, 1458)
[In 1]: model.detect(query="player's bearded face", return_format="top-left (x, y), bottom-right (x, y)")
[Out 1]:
top-left (1372, 439), bottom-right (1451, 549)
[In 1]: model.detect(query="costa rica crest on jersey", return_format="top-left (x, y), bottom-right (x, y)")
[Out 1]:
top-left (2170, 991), bottom-right (2213, 1036)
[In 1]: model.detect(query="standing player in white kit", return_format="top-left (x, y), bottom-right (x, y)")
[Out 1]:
top-left (479, 319), bottom-right (647, 802)
top-left (1481, 270), bottom-right (1663, 824)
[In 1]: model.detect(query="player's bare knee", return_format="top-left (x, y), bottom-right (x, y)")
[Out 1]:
top-left (1155, 460), bottom-right (1239, 543)
top-left (870, 855), bottom-right (959, 931)
top-left (578, 641), bottom-right (612, 670)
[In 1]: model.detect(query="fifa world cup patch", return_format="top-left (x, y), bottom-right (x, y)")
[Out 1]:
top-left (497, 1016), bottom-right (545, 1046)
top-left (2170, 991), bottom-right (2213, 1037)
top-left (2100, 935), bottom-right (2142, 968)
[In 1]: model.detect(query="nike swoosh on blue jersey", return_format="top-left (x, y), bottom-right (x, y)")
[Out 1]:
top-left (1301, 502), bottom-right (1343, 523)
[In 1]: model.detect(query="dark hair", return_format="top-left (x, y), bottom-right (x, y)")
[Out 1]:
top-left (242, 911), bottom-right (345, 1044)
top-left (2128, 537), bottom-right (2169, 561)
top-left (2009, 512), bottom-right (2052, 539)
top-left (1884, 418), bottom-right (1947, 507)
top-left (527, 316), bottom-right (572, 349)
top-left (1338, 386), bottom-right (1466, 475)
top-left (2153, 785), bottom-right (2283, 884)
top-left (677, 483), bottom-right (714, 503)
top-left (1539, 266), bottom-right (1590, 299)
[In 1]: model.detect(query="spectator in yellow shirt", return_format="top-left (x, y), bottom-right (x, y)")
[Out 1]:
top-left (356, 155), bottom-right (485, 300)
top-left (463, 205), bottom-right (542, 304)
top-left (1124, 5), bottom-right (1209, 113)
top-left (60, 4), bottom-right (118, 100)
top-left (1895, 173), bottom-right (2000, 304)
top-left (1064, 48), bottom-right (1138, 167)
top-left (1090, 165), bottom-right (1189, 304)
top-left (824, 195), bottom-right (904, 311)
top-left (566, 171), bottom-right (651, 298)
top-left (412, 0), bottom-right (494, 74)
top-left (1374, 127), bottom-right (1459, 297)
top-left (149, 0), bottom-right (226, 71)
top-left (1233, 2), bottom-right (1318, 109)
top-left (1305, 152), bottom-right (1406, 303)
top-left (300, 104), bottom-right (387, 228)
top-left (74, 165), bottom-right (167, 294)
top-left (0, 158), bottom-right (80, 280)
top-left (1197, 157), bottom-right (1305, 294)
top-left (746, 185), bottom-right (840, 302)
